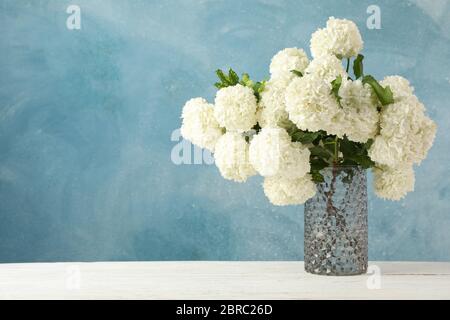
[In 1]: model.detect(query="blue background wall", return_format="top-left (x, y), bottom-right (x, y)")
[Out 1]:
top-left (0, 0), bottom-right (449, 262)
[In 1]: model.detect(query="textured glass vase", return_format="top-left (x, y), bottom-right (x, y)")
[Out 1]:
top-left (304, 166), bottom-right (368, 276)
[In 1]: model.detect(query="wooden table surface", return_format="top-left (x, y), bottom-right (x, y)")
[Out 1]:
top-left (0, 261), bottom-right (449, 300)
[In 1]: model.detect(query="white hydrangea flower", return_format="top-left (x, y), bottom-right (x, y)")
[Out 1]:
top-left (373, 165), bottom-right (415, 200)
top-left (249, 128), bottom-right (310, 178)
top-left (367, 136), bottom-right (400, 167)
top-left (180, 97), bottom-right (223, 151)
top-left (270, 47), bottom-right (310, 78)
top-left (309, 28), bottom-right (329, 58)
top-left (214, 84), bottom-right (257, 132)
top-left (380, 75), bottom-right (414, 102)
top-left (214, 132), bottom-right (256, 183)
top-left (369, 95), bottom-right (437, 166)
top-left (305, 54), bottom-right (347, 84)
top-left (263, 175), bottom-right (317, 206)
top-left (310, 17), bottom-right (363, 58)
top-left (257, 74), bottom-right (292, 128)
top-left (338, 78), bottom-right (380, 143)
top-left (412, 115), bottom-right (437, 164)
top-left (368, 78), bottom-right (436, 167)
top-left (285, 74), bottom-right (345, 137)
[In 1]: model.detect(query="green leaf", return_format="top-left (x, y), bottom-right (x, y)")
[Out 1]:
top-left (340, 159), bottom-right (358, 166)
top-left (364, 138), bottom-right (374, 150)
top-left (252, 81), bottom-right (266, 102)
top-left (291, 70), bottom-right (303, 77)
top-left (214, 82), bottom-right (224, 89)
top-left (339, 136), bottom-right (375, 169)
top-left (312, 130), bottom-right (326, 145)
top-left (291, 130), bottom-right (321, 144)
top-left (228, 68), bottom-right (240, 85)
top-left (216, 69), bottom-right (230, 85)
top-left (311, 171), bottom-right (325, 183)
top-left (215, 68), bottom-right (266, 101)
top-left (331, 75), bottom-right (343, 103)
top-left (362, 75), bottom-right (394, 106)
top-left (303, 131), bottom-right (321, 144)
top-left (253, 81), bottom-right (265, 93)
top-left (322, 136), bottom-right (337, 154)
top-left (239, 73), bottom-right (253, 87)
top-left (309, 146), bottom-right (332, 159)
top-left (353, 54), bottom-right (364, 79)
top-left (339, 136), bottom-right (359, 157)
top-left (290, 131), bottom-right (302, 142)
top-left (347, 154), bottom-right (375, 169)
top-left (278, 119), bottom-right (297, 133)
top-left (310, 157), bottom-right (329, 171)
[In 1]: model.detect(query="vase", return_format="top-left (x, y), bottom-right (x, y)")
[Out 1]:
top-left (304, 165), bottom-right (368, 276)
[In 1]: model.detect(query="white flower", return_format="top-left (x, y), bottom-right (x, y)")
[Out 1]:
top-left (374, 77), bottom-right (436, 166)
top-left (369, 95), bottom-right (437, 166)
top-left (380, 75), bottom-right (414, 101)
top-left (285, 74), bottom-right (345, 137)
top-left (257, 74), bottom-right (292, 128)
top-left (263, 175), bottom-right (317, 206)
top-left (214, 84), bottom-right (258, 132)
top-left (373, 165), bottom-right (415, 200)
top-left (338, 78), bottom-right (380, 143)
top-left (249, 128), bottom-right (310, 178)
top-left (413, 115), bottom-right (437, 164)
top-left (310, 17), bottom-right (363, 58)
top-left (367, 136), bottom-right (401, 168)
top-left (214, 132), bottom-right (256, 183)
top-left (305, 54), bottom-right (347, 84)
top-left (180, 98), bottom-right (223, 151)
top-left (270, 47), bottom-right (310, 78)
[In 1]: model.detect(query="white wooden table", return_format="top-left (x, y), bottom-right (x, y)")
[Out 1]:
top-left (0, 262), bottom-right (449, 300)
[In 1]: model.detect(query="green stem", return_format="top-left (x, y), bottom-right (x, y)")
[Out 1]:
top-left (346, 58), bottom-right (350, 73)
top-left (334, 136), bottom-right (339, 164)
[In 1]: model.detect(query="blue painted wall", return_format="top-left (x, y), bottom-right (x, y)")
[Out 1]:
top-left (0, 0), bottom-right (449, 262)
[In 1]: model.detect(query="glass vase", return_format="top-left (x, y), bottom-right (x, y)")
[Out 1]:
top-left (304, 165), bottom-right (368, 276)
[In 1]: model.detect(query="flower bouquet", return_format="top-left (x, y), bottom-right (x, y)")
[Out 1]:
top-left (179, 17), bottom-right (437, 275)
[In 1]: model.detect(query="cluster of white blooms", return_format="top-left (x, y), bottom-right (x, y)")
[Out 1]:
top-left (180, 17), bottom-right (436, 205)
top-left (369, 99), bottom-right (436, 166)
top-left (369, 77), bottom-right (437, 167)
top-left (214, 132), bottom-right (256, 183)
top-left (257, 74), bottom-right (292, 128)
top-left (373, 165), bottom-right (415, 200)
top-left (381, 76), bottom-right (414, 101)
top-left (263, 175), bottom-right (317, 206)
top-left (310, 17), bottom-right (363, 58)
top-left (214, 84), bottom-right (258, 132)
top-left (249, 128), bottom-right (310, 178)
top-left (305, 54), bottom-right (347, 84)
top-left (249, 127), bottom-right (315, 205)
top-left (180, 98), bottom-right (223, 151)
top-left (368, 75), bottom-right (436, 199)
top-left (285, 74), bottom-right (345, 137)
top-left (270, 48), bottom-right (310, 78)
top-left (258, 48), bottom-right (311, 129)
top-left (338, 78), bottom-right (379, 143)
